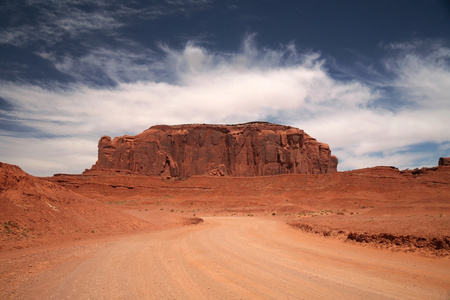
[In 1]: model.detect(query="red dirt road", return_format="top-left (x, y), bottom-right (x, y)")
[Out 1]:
top-left (2, 217), bottom-right (449, 299)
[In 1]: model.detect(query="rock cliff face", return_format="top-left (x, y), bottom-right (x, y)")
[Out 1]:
top-left (89, 122), bottom-right (338, 177)
top-left (439, 157), bottom-right (450, 166)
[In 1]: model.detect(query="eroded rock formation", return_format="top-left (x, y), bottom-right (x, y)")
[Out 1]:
top-left (89, 122), bottom-right (338, 177)
top-left (439, 157), bottom-right (450, 166)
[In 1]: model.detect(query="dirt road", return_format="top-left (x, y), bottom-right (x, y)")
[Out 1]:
top-left (2, 217), bottom-right (450, 299)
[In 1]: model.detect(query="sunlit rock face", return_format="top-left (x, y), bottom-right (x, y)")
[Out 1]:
top-left (89, 122), bottom-right (338, 177)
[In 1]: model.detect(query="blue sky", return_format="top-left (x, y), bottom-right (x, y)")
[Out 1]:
top-left (1, 0), bottom-right (449, 176)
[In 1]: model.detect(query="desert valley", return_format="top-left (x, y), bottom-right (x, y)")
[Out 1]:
top-left (1, 123), bottom-right (449, 299)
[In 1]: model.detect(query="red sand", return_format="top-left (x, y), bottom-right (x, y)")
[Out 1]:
top-left (1, 162), bottom-right (450, 298)
top-left (34, 165), bottom-right (450, 256)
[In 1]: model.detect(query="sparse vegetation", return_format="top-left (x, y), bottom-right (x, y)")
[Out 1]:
top-left (3, 220), bottom-right (20, 234)
top-left (107, 199), bottom-right (139, 206)
top-left (2, 221), bottom-right (29, 238)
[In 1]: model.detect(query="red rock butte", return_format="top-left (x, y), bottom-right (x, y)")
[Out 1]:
top-left (89, 122), bottom-right (338, 178)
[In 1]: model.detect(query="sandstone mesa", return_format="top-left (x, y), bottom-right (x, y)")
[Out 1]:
top-left (89, 122), bottom-right (338, 178)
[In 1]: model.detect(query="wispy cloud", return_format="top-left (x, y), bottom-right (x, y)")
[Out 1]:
top-left (0, 2), bottom-right (121, 47)
top-left (39, 47), bottom-right (158, 86)
top-left (384, 40), bottom-right (450, 109)
top-left (0, 36), bottom-right (449, 175)
top-left (0, 0), bottom-right (212, 48)
top-left (0, 0), bottom-right (215, 86)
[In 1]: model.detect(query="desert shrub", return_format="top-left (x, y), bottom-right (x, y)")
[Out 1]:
top-left (183, 217), bottom-right (204, 225)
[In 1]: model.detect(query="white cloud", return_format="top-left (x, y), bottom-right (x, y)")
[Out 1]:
top-left (0, 42), bottom-right (373, 133)
top-left (1, 38), bottom-right (449, 175)
top-left (300, 41), bottom-right (450, 170)
top-left (0, 136), bottom-right (97, 176)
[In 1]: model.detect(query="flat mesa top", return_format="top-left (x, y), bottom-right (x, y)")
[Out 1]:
top-left (146, 122), bottom-right (294, 132)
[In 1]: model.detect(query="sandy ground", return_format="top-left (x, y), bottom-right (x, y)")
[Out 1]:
top-left (1, 217), bottom-right (449, 299)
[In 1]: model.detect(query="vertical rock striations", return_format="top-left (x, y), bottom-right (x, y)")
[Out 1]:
top-left (89, 122), bottom-right (338, 177)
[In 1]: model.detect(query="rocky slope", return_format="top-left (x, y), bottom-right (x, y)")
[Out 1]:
top-left (0, 162), bottom-right (152, 250)
top-left (89, 122), bottom-right (338, 177)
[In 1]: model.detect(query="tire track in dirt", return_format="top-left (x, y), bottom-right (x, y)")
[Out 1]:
top-left (3, 217), bottom-right (450, 299)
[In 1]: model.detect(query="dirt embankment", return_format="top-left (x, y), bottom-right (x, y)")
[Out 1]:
top-left (288, 221), bottom-right (450, 257)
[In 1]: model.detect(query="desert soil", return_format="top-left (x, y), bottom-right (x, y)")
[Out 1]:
top-left (1, 217), bottom-right (449, 300)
